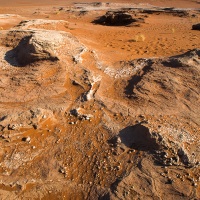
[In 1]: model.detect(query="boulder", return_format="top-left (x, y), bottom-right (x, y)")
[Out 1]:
top-left (192, 23), bottom-right (200, 30)
top-left (93, 11), bottom-right (142, 26)
top-left (15, 30), bottom-right (63, 66)
top-left (4, 29), bottom-right (86, 66)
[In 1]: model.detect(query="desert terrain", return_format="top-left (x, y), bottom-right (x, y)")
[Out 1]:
top-left (0, 0), bottom-right (199, 199)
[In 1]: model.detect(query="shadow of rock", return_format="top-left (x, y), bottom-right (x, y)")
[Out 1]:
top-left (4, 48), bottom-right (19, 67)
top-left (109, 124), bottom-right (159, 151)
top-left (124, 61), bottom-right (153, 97)
top-left (4, 35), bottom-right (59, 67)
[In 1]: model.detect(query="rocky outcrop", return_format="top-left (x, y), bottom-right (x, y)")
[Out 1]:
top-left (15, 33), bottom-right (59, 66)
top-left (93, 11), bottom-right (144, 26)
top-left (0, 108), bottom-right (55, 131)
top-left (109, 122), bottom-right (199, 167)
top-left (96, 49), bottom-right (200, 124)
top-left (4, 29), bottom-right (86, 66)
top-left (0, 27), bottom-right (88, 105)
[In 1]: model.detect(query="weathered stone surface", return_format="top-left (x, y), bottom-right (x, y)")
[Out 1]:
top-left (15, 19), bottom-right (69, 30)
top-left (3, 28), bottom-right (86, 66)
top-left (15, 33), bottom-right (59, 65)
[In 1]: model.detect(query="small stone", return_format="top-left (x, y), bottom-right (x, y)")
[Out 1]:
top-left (59, 167), bottom-right (66, 174)
top-left (32, 124), bottom-right (37, 129)
top-left (8, 124), bottom-right (17, 130)
top-left (160, 173), bottom-right (165, 177)
top-left (167, 178), bottom-right (173, 184)
top-left (176, 174), bottom-right (181, 178)
top-left (116, 137), bottom-right (121, 143)
top-left (163, 154), bottom-right (168, 158)
top-left (192, 182), bottom-right (197, 187)
top-left (116, 166), bottom-right (120, 170)
top-left (22, 137), bottom-right (31, 142)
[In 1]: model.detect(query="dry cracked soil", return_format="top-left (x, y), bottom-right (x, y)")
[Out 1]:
top-left (0, 0), bottom-right (200, 199)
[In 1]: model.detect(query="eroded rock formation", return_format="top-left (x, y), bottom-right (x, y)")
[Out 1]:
top-left (93, 11), bottom-right (145, 26)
